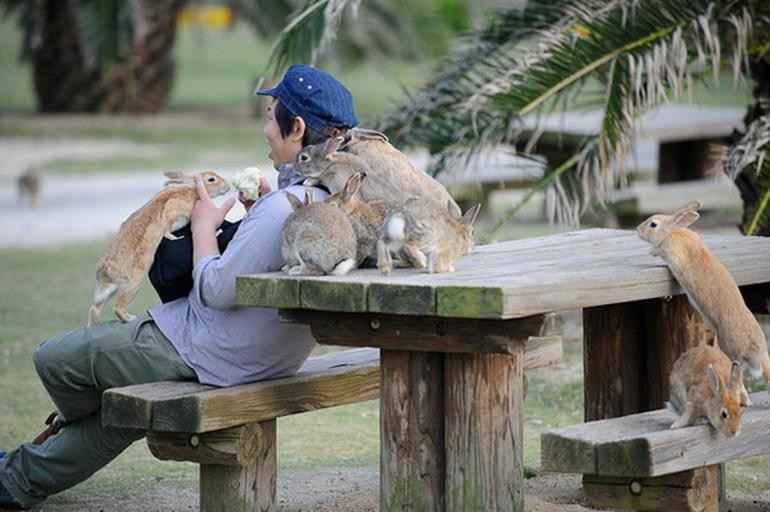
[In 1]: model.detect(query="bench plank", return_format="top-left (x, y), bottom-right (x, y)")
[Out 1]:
top-left (541, 392), bottom-right (770, 477)
top-left (103, 347), bottom-right (380, 433)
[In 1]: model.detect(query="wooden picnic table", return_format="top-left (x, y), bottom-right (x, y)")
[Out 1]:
top-left (236, 228), bottom-right (770, 511)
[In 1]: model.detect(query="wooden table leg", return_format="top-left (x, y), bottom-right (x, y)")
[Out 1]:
top-left (582, 295), bottom-right (719, 511)
top-left (445, 351), bottom-right (524, 512)
top-left (380, 347), bottom-right (525, 512)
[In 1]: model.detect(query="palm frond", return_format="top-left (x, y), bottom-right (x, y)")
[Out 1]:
top-left (724, 116), bottom-right (770, 235)
top-left (378, 0), bottom-right (756, 227)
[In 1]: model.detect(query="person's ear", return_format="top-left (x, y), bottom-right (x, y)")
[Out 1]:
top-left (290, 116), bottom-right (306, 143)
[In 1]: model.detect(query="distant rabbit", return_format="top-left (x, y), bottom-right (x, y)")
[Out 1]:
top-left (17, 169), bottom-right (41, 207)
top-left (325, 171), bottom-right (395, 267)
top-left (88, 171), bottom-right (230, 325)
top-left (668, 345), bottom-right (744, 437)
top-left (637, 201), bottom-right (770, 396)
top-left (281, 188), bottom-right (357, 275)
top-left (377, 199), bottom-right (481, 275)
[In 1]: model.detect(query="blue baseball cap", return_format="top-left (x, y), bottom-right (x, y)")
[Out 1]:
top-left (256, 64), bottom-right (359, 135)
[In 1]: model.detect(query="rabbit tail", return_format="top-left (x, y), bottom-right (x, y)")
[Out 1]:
top-left (331, 258), bottom-right (356, 276)
top-left (88, 282), bottom-right (118, 326)
top-left (384, 215), bottom-right (406, 245)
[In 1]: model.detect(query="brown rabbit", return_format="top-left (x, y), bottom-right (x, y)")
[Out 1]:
top-left (668, 345), bottom-right (744, 437)
top-left (293, 131), bottom-right (459, 211)
top-left (324, 171), bottom-right (394, 267)
top-left (17, 169), bottom-right (41, 208)
top-left (88, 171), bottom-right (230, 325)
top-left (637, 201), bottom-right (770, 395)
top-left (281, 188), bottom-right (357, 275)
top-left (377, 199), bottom-right (481, 275)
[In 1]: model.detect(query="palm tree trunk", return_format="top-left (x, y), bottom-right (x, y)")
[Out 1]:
top-left (33, 0), bottom-right (181, 113)
top-left (733, 54), bottom-right (770, 236)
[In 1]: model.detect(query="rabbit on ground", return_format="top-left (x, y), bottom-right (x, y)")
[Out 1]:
top-left (17, 168), bottom-right (41, 208)
top-left (281, 188), bottom-right (357, 276)
top-left (324, 171), bottom-right (395, 267)
top-left (668, 344), bottom-right (744, 437)
top-left (637, 201), bottom-right (770, 397)
top-left (377, 198), bottom-right (481, 275)
top-left (89, 171), bottom-right (230, 326)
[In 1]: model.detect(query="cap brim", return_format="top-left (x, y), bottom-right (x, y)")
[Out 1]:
top-left (254, 85), bottom-right (280, 97)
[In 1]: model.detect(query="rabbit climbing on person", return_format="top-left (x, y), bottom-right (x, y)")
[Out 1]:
top-left (281, 188), bottom-right (357, 275)
top-left (637, 201), bottom-right (770, 397)
top-left (668, 344), bottom-right (744, 437)
top-left (88, 171), bottom-right (230, 325)
top-left (377, 198), bottom-right (481, 275)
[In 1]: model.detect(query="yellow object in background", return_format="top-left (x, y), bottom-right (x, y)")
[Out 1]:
top-left (178, 6), bottom-right (233, 29)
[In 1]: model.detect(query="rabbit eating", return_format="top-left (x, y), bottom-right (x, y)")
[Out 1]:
top-left (88, 171), bottom-right (230, 325)
top-left (637, 201), bottom-right (770, 394)
top-left (668, 345), bottom-right (744, 437)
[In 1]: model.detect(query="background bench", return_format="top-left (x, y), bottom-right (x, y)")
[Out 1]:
top-left (103, 329), bottom-right (563, 511)
top-left (541, 392), bottom-right (770, 511)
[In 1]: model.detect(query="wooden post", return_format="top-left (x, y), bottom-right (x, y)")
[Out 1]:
top-left (583, 295), bottom-right (719, 511)
top-left (444, 351), bottom-right (524, 512)
top-left (199, 421), bottom-right (276, 512)
top-left (380, 350), bottom-right (445, 512)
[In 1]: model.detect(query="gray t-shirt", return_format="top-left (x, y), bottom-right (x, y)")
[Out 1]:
top-left (149, 171), bottom-right (328, 386)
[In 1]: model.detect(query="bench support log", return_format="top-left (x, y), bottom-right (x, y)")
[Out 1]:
top-left (582, 295), bottom-right (719, 511)
top-left (583, 467), bottom-right (718, 512)
top-left (148, 420), bottom-right (277, 512)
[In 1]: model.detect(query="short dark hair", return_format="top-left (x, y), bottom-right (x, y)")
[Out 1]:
top-left (275, 101), bottom-right (327, 147)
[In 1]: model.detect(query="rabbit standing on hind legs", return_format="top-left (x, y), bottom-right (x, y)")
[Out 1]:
top-left (637, 200), bottom-right (770, 399)
top-left (88, 171), bottom-right (230, 326)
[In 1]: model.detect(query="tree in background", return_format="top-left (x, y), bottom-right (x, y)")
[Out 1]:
top-left (0, 0), bottom-right (479, 113)
top-left (272, 0), bottom-right (770, 236)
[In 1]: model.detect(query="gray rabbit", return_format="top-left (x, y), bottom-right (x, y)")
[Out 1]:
top-left (281, 188), bottom-right (357, 275)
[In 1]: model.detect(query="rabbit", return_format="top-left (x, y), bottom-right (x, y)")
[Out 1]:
top-left (281, 188), bottom-right (357, 276)
top-left (637, 200), bottom-right (770, 398)
top-left (293, 130), bottom-right (459, 212)
top-left (88, 171), bottom-right (230, 326)
top-left (324, 171), bottom-right (396, 267)
top-left (17, 168), bottom-right (41, 208)
top-left (668, 344), bottom-right (744, 437)
top-left (377, 198), bottom-right (481, 275)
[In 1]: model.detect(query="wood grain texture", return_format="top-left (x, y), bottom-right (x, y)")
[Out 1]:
top-left (583, 467), bottom-right (718, 512)
top-left (199, 420), bottom-right (276, 512)
top-left (103, 348), bottom-right (379, 433)
top-left (284, 309), bottom-right (557, 354)
top-left (380, 350), bottom-right (445, 512)
top-left (236, 229), bottom-right (770, 319)
top-left (541, 392), bottom-right (770, 477)
top-left (444, 352), bottom-right (524, 511)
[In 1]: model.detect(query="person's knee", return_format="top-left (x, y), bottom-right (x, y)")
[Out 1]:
top-left (33, 337), bottom-right (60, 384)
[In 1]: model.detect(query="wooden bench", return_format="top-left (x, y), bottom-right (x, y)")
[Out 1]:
top-left (102, 333), bottom-right (563, 511)
top-left (541, 392), bottom-right (770, 511)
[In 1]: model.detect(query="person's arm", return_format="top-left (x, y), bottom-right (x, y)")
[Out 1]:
top-left (191, 174), bottom-right (237, 266)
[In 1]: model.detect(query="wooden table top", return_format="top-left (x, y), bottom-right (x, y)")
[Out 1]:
top-left (236, 228), bottom-right (770, 320)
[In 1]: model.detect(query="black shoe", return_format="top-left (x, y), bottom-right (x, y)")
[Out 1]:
top-left (0, 463), bottom-right (25, 510)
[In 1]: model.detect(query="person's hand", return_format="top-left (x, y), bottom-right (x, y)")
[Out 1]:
top-left (258, 176), bottom-right (272, 197)
top-left (191, 174), bottom-right (236, 235)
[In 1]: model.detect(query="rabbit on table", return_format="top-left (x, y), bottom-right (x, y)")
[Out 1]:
top-left (88, 171), bottom-right (230, 325)
top-left (377, 198), bottom-right (481, 275)
top-left (668, 345), bottom-right (744, 437)
top-left (637, 201), bottom-right (770, 400)
top-left (281, 188), bottom-right (357, 276)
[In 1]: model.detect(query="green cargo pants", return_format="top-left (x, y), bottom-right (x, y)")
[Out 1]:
top-left (0, 314), bottom-right (196, 508)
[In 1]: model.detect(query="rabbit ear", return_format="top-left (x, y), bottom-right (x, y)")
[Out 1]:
top-left (323, 136), bottom-right (346, 158)
top-left (728, 361), bottom-right (742, 391)
top-left (673, 210), bottom-right (700, 229)
top-left (708, 364), bottom-right (722, 396)
top-left (674, 201), bottom-right (701, 215)
top-left (350, 127), bottom-right (389, 142)
top-left (447, 200), bottom-right (462, 220)
top-left (163, 171), bottom-right (188, 185)
top-left (341, 171), bottom-right (366, 202)
top-left (461, 203), bottom-right (482, 226)
top-left (285, 191), bottom-right (303, 211)
top-left (304, 187), bottom-right (315, 205)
